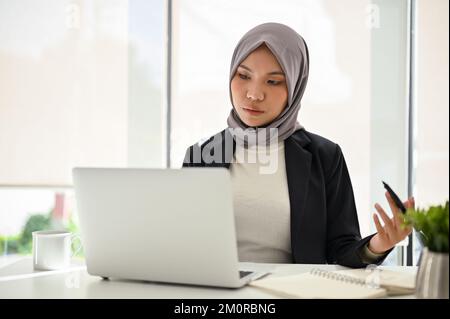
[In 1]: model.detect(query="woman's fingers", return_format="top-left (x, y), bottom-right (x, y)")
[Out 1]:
top-left (385, 192), bottom-right (403, 229)
top-left (401, 197), bottom-right (414, 232)
top-left (373, 213), bottom-right (385, 237)
top-left (404, 197), bottom-right (415, 209)
top-left (373, 196), bottom-right (416, 246)
top-left (375, 203), bottom-right (395, 235)
top-left (385, 192), bottom-right (400, 215)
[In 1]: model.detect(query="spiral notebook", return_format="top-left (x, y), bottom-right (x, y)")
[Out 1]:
top-left (249, 268), bottom-right (415, 299)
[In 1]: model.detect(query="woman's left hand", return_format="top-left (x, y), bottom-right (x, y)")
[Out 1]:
top-left (368, 192), bottom-right (415, 254)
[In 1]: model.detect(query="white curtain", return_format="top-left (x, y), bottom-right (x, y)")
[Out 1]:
top-left (0, 0), bottom-right (166, 186)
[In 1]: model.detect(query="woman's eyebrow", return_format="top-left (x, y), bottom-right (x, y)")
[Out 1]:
top-left (238, 64), bottom-right (285, 76)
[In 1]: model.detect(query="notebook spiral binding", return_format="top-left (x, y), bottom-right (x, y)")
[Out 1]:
top-left (310, 268), bottom-right (367, 286)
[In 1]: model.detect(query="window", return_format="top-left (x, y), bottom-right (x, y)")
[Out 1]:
top-left (0, 0), bottom-right (165, 257)
top-left (412, 0), bottom-right (449, 264)
top-left (0, 189), bottom-right (80, 257)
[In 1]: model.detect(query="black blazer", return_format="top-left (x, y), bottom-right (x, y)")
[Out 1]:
top-left (182, 128), bottom-right (391, 268)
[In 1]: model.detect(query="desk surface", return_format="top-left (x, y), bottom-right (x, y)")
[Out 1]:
top-left (0, 256), bottom-right (417, 299)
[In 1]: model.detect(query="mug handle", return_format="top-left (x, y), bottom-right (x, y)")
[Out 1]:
top-left (70, 234), bottom-right (83, 257)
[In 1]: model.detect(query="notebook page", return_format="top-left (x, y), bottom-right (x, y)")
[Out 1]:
top-left (334, 269), bottom-right (416, 294)
top-left (249, 272), bottom-right (387, 299)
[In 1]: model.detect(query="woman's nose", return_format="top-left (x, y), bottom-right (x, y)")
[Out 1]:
top-left (246, 90), bottom-right (264, 101)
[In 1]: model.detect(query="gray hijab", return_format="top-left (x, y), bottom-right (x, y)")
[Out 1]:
top-left (226, 22), bottom-right (309, 147)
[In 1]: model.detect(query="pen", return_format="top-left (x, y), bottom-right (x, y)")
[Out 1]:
top-left (382, 181), bottom-right (407, 213)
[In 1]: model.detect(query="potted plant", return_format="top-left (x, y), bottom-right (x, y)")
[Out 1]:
top-left (403, 201), bottom-right (449, 298)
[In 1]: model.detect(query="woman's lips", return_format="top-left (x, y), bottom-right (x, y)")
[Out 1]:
top-left (242, 106), bottom-right (264, 116)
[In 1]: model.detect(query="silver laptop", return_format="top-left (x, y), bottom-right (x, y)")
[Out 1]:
top-left (72, 167), bottom-right (267, 288)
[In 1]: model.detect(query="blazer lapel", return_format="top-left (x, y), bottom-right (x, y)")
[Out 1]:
top-left (285, 130), bottom-right (312, 263)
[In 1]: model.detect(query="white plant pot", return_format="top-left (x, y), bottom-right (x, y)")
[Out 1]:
top-left (415, 247), bottom-right (449, 299)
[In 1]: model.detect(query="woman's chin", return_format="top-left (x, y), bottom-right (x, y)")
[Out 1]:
top-left (244, 121), bottom-right (262, 128)
top-left (241, 118), bottom-right (267, 128)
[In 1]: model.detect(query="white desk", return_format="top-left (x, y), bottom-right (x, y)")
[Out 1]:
top-left (0, 256), bottom-right (417, 299)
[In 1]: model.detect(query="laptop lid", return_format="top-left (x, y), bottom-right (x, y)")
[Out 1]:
top-left (73, 167), bottom-right (246, 288)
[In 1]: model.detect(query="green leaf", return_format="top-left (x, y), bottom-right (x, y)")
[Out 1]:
top-left (402, 200), bottom-right (449, 253)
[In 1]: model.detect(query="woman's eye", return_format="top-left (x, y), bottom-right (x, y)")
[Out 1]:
top-left (267, 80), bottom-right (280, 85)
top-left (237, 73), bottom-right (281, 85)
top-left (238, 73), bottom-right (249, 80)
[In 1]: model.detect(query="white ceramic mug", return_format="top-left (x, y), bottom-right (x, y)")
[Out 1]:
top-left (32, 230), bottom-right (81, 271)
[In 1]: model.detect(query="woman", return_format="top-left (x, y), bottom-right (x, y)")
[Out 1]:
top-left (183, 22), bottom-right (414, 268)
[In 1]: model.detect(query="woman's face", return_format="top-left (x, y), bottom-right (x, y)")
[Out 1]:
top-left (230, 44), bottom-right (288, 127)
